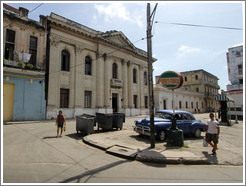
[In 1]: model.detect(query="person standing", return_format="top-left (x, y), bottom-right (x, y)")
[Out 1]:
top-left (206, 112), bottom-right (220, 155)
top-left (56, 110), bottom-right (66, 137)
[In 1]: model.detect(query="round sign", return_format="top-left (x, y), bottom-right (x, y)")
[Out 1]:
top-left (159, 71), bottom-right (183, 89)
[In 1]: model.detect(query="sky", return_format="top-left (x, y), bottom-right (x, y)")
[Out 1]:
top-left (2, 1), bottom-right (244, 91)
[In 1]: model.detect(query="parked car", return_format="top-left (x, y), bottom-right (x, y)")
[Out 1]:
top-left (134, 110), bottom-right (207, 141)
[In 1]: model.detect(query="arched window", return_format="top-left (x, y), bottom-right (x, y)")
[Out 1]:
top-left (112, 63), bottom-right (118, 79)
top-left (133, 68), bottom-right (137, 83)
top-left (144, 71), bottom-right (148, 85)
top-left (85, 56), bottom-right (92, 75)
top-left (184, 76), bottom-right (187, 81)
top-left (195, 75), bottom-right (198, 80)
top-left (61, 50), bottom-right (70, 71)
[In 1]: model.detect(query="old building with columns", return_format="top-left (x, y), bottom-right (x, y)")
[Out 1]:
top-left (45, 13), bottom-right (155, 119)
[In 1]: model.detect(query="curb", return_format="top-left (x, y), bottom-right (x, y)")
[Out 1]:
top-left (83, 136), bottom-right (211, 165)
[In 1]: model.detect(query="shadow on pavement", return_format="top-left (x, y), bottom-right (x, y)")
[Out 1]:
top-left (59, 160), bottom-right (129, 183)
top-left (66, 133), bottom-right (86, 140)
top-left (202, 151), bottom-right (218, 164)
top-left (43, 136), bottom-right (59, 139)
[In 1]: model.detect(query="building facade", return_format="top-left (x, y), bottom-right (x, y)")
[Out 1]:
top-left (181, 70), bottom-right (220, 112)
top-left (154, 83), bottom-right (205, 113)
top-left (45, 13), bottom-right (154, 119)
top-left (3, 4), bottom-right (47, 121)
top-left (226, 45), bottom-right (243, 120)
top-left (155, 69), bottom-right (220, 113)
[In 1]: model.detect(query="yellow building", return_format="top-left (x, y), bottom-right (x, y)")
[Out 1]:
top-left (181, 69), bottom-right (220, 112)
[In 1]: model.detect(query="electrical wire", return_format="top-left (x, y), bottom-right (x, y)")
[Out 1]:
top-left (155, 21), bottom-right (243, 30)
top-left (3, 3), bottom-right (44, 29)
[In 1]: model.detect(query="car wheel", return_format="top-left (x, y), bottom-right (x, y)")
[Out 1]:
top-left (158, 130), bottom-right (166, 141)
top-left (194, 129), bottom-right (201, 138)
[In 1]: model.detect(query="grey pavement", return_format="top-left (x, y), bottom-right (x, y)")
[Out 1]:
top-left (4, 113), bottom-right (243, 166)
top-left (82, 113), bottom-right (244, 165)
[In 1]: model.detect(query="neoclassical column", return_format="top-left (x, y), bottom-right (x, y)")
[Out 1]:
top-left (122, 59), bottom-right (128, 109)
top-left (47, 36), bottom-right (60, 109)
top-left (74, 45), bottom-right (84, 108)
top-left (127, 61), bottom-right (133, 108)
top-left (139, 65), bottom-right (144, 110)
top-left (104, 54), bottom-right (111, 108)
top-left (96, 52), bottom-right (104, 108)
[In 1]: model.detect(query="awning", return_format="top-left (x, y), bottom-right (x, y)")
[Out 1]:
top-left (215, 94), bottom-right (234, 102)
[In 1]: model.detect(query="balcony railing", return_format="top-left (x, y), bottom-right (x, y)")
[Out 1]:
top-left (3, 59), bottom-right (40, 70)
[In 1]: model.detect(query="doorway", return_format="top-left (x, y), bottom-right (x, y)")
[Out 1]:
top-left (112, 93), bottom-right (118, 113)
top-left (3, 83), bottom-right (15, 121)
top-left (163, 100), bottom-right (167, 109)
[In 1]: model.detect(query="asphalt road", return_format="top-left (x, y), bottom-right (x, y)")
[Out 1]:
top-left (2, 114), bottom-right (244, 184)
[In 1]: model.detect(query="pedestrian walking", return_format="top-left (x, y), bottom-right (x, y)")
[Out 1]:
top-left (56, 110), bottom-right (66, 137)
top-left (205, 112), bottom-right (220, 155)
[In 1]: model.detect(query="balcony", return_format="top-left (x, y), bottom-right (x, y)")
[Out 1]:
top-left (111, 78), bottom-right (123, 88)
top-left (3, 59), bottom-right (42, 71)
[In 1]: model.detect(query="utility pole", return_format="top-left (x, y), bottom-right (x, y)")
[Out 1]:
top-left (147, 3), bottom-right (158, 148)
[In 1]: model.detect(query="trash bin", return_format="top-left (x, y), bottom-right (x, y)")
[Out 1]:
top-left (96, 113), bottom-right (114, 131)
top-left (76, 114), bottom-right (96, 135)
top-left (82, 114), bottom-right (97, 126)
top-left (112, 113), bottom-right (125, 130)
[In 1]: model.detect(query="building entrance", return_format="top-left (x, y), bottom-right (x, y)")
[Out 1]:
top-left (112, 93), bottom-right (118, 113)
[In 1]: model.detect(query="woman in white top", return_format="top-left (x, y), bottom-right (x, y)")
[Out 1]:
top-left (206, 113), bottom-right (220, 155)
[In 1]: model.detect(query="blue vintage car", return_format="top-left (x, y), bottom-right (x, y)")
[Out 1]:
top-left (134, 110), bottom-right (207, 141)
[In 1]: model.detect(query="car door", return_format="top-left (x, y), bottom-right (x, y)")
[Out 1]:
top-left (181, 113), bottom-right (193, 134)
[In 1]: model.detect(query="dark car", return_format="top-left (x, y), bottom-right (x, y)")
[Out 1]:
top-left (134, 110), bottom-right (207, 141)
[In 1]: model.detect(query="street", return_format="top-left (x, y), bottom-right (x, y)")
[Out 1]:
top-left (2, 114), bottom-right (244, 184)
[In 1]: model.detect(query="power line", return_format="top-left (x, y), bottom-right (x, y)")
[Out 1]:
top-left (155, 21), bottom-right (243, 30)
top-left (4, 3), bottom-right (44, 29)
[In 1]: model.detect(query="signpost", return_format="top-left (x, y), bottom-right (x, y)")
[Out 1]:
top-left (159, 71), bottom-right (184, 146)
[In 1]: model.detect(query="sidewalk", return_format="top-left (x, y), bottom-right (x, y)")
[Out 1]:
top-left (83, 130), bottom-right (210, 165)
top-left (83, 113), bottom-right (243, 165)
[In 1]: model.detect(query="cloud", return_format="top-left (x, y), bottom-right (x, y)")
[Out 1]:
top-left (94, 3), bottom-right (144, 27)
top-left (178, 45), bottom-right (200, 57)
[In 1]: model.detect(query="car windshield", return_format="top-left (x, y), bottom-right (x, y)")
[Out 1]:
top-left (155, 112), bottom-right (172, 119)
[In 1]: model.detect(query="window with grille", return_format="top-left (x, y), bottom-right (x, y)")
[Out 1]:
top-left (133, 68), bottom-right (137, 83)
top-left (61, 50), bottom-right (70, 71)
top-left (112, 63), bottom-right (118, 79)
top-left (179, 101), bottom-right (182, 109)
top-left (145, 96), bottom-right (148, 108)
top-left (85, 56), bottom-right (92, 75)
top-left (29, 36), bottom-right (37, 65)
top-left (238, 65), bottom-right (242, 75)
top-left (60, 89), bottom-right (69, 108)
top-left (195, 75), bottom-right (198, 80)
top-left (134, 95), bottom-right (138, 108)
top-left (84, 91), bottom-right (92, 108)
top-left (144, 71), bottom-right (148, 85)
top-left (4, 29), bottom-right (15, 60)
